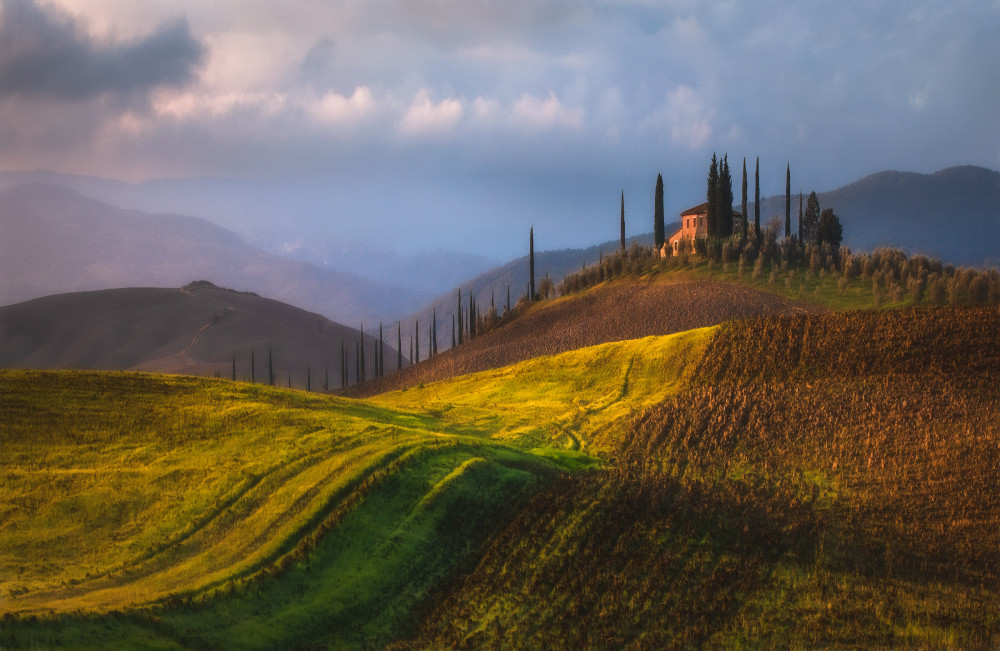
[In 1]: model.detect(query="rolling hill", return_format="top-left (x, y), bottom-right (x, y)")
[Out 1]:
top-left (0, 183), bottom-right (428, 325)
top-left (754, 165), bottom-right (1000, 267)
top-left (0, 281), bottom-right (398, 387)
top-left (3, 301), bottom-right (998, 647)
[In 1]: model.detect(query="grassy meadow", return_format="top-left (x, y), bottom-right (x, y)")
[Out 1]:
top-left (3, 298), bottom-right (999, 647)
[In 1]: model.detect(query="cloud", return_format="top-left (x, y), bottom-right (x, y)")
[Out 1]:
top-left (312, 86), bottom-right (376, 125)
top-left (512, 92), bottom-right (583, 129)
top-left (0, 0), bottom-right (204, 100)
top-left (398, 89), bottom-right (464, 136)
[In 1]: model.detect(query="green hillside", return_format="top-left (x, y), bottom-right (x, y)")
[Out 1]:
top-left (3, 305), bottom-right (998, 648)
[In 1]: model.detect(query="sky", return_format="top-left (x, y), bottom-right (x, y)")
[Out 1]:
top-left (0, 0), bottom-right (998, 260)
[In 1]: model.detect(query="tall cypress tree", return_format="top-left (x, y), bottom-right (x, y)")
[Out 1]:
top-left (802, 191), bottom-right (821, 245)
top-left (654, 174), bottom-right (665, 249)
top-left (529, 227), bottom-right (536, 301)
top-left (706, 154), bottom-right (719, 238)
top-left (741, 157), bottom-right (748, 238)
top-left (620, 190), bottom-right (626, 251)
top-left (785, 163), bottom-right (791, 238)
top-left (457, 289), bottom-right (463, 345)
top-left (268, 347), bottom-right (275, 386)
top-left (754, 157), bottom-right (760, 235)
top-left (719, 155), bottom-right (733, 238)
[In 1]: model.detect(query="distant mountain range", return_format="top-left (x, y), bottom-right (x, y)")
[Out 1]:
top-left (753, 166), bottom-right (1000, 268)
top-left (0, 281), bottom-right (394, 386)
top-left (0, 184), bottom-right (428, 325)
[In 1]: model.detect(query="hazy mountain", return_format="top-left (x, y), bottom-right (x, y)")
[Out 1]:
top-left (0, 281), bottom-right (397, 386)
top-left (0, 170), bottom-right (502, 295)
top-left (753, 166), bottom-right (1000, 268)
top-left (0, 184), bottom-right (429, 325)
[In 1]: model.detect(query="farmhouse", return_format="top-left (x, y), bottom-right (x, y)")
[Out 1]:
top-left (666, 203), bottom-right (744, 255)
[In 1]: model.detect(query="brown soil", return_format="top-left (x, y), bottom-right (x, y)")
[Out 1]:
top-left (349, 278), bottom-right (819, 397)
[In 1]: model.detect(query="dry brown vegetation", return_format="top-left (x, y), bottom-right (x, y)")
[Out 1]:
top-left (407, 307), bottom-right (1000, 648)
top-left (350, 279), bottom-right (816, 397)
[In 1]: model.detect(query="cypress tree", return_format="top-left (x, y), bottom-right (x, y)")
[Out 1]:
top-left (529, 227), bottom-right (536, 301)
top-left (432, 308), bottom-right (438, 356)
top-left (706, 154), bottom-right (719, 238)
top-left (802, 191), bottom-right (821, 245)
top-left (741, 157), bottom-right (748, 238)
top-left (785, 163), bottom-right (791, 238)
top-left (754, 156), bottom-right (760, 235)
top-left (719, 155), bottom-right (733, 237)
top-left (457, 289), bottom-right (463, 345)
top-left (620, 190), bottom-right (626, 251)
top-left (654, 174), bottom-right (665, 249)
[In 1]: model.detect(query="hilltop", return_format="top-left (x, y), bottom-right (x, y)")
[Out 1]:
top-left (0, 281), bottom-right (394, 387)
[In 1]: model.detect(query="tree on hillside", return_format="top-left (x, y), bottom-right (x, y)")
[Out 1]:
top-left (802, 191), bottom-right (821, 245)
top-left (785, 163), bottom-right (791, 238)
top-left (718, 155), bottom-right (734, 238)
top-left (620, 190), bottom-right (626, 251)
top-left (741, 158), bottom-right (748, 238)
top-left (529, 227), bottom-right (536, 301)
top-left (818, 207), bottom-right (843, 248)
top-left (754, 157), bottom-right (760, 234)
top-left (654, 174), bottom-right (665, 249)
top-left (706, 155), bottom-right (718, 237)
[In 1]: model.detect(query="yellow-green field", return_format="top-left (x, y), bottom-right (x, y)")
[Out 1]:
top-left (1, 329), bottom-right (712, 647)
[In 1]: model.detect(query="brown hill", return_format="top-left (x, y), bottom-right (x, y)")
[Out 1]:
top-left (349, 278), bottom-right (819, 397)
top-left (0, 281), bottom-right (399, 387)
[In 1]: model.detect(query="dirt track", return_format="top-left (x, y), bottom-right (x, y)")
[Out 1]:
top-left (348, 279), bottom-right (820, 397)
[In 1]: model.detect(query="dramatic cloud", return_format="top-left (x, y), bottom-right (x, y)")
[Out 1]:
top-left (0, 0), bottom-right (997, 259)
top-left (0, 0), bottom-right (204, 100)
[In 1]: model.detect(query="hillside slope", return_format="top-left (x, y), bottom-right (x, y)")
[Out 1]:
top-left (0, 281), bottom-right (396, 387)
top-left (411, 307), bottom-right (1000, 648)
top-left (351, 277), bottom-right (817, 397)
top-left (0, 184), bottom-right (428, 325)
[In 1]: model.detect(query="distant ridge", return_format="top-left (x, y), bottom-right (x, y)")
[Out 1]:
top-left (753, 165), bottom-right (1000, 268)
top-left (0, 183), bottom-right (429, 324)
top-left (0, 282), bottom-right (396, 386)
